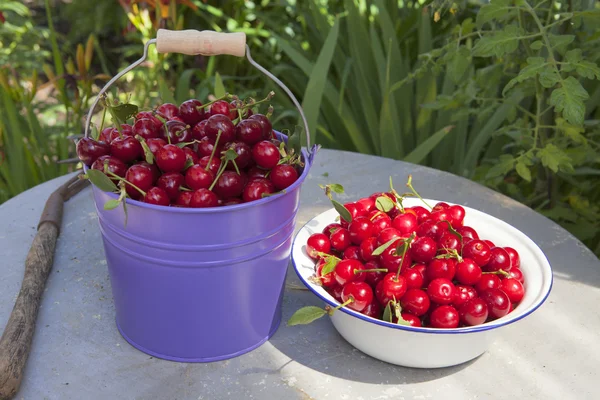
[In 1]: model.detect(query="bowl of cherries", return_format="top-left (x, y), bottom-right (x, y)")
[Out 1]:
top-left (289, 177), bottom-right (553, 368)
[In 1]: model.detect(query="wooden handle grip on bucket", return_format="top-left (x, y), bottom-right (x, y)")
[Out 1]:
top-left (156, 29), bottom-right (246, 57)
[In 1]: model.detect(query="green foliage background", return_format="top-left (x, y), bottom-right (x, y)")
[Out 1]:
top-left (0, 0), bottom-right (599, 257)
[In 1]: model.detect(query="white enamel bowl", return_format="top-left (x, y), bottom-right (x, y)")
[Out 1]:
top-left (291, 198), bottom-right (553, 368)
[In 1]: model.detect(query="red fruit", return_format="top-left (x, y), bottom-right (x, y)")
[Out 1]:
top-left (213, 171), bottom-right (244, 199)
top-left (252, 140), bottom-right (280, 169)
top-left (400, 312), bottom-right (422, 327)
top-left (99, 127), bottom-right (119, 143)
top-left (426, 258), bottom-right (456, 281)
top-left (124, 164), bottom-right (154, 200)
top-left (222, 141), bottom-right (252, 170)
top-left (500, 278), bottom-right (525, 303)
top-left (484, 247), bottom-right (512, 272)
top-left (136, 161), bottom-right (160, 183)
top-left (356, 197), bottom-right (376, 213)
top-left (133, 118), bottom-right (160, 140)
top-left (446, 205), bottom-right (465, 227)
top-left (410, 236), bottom-right (438, 263)
top-left (456, 226), bottom-right (479, 241)
top-left (334, 259), bottom-right (365, 286)
top-left (248, 114), bottom-right (273, 139)
top-left (416, 220), bottom-right (442, 241)
top-left (270, 164), bottom-right (299, 190)
top-left (229, 99), bottom-right (252, 119)
top-left (432, 202), bottom-right (450, 212)
top-left (191, 120), bottom-right (208, 141)
top-left (328, 285), bottom-right (344, 303)
top-left (392, 213), bottom-right (417, 235)
top-left (427, 278), bottom-right (456, 305)
top-left (143, 187), bottom-right (170, 206)
top-left (205, 114), bottom-right (235, 142)
top-left (185, 165), bottom-right (213, 191)
top-left (110, 136), bottom-right (143, 163)
top-left (437, 232), bottom-right (461, 254)
top-left (348, 216), bottom-right (375, 245)
top-left (91, 155), bottom-right (127, 181)
top-left (362, 300), bottom-right (382, 319)
top-left (458, 298), bottom-right (488, 326)
top-left (352, 201), bottom-right (369, 218)
top-left (164, 121), bottom-right (193, 144)
top-left (222, 198), bottom-right (243, 206)
top-left (329, 227), bottom-right (351, 252)
top-left (475, 274), bottom-right (502, 294)
top-left (359, 236), bottom-right (378, 262)
top-left (453, 285), bottom-right (478, 307)
top-left (364, 260), bottom-right (386, 286)
top-left (235, 119), bottom-right (264, 145)
top-left (322, 223), bottom-right (343, 239)
top-left (157, 103), bottom-right (180, 120)
top-left (209, 100), bottom-right (236, 119)
top-left (429, 305), bottom-right (459, 329)
top-left (316, 258), bottom-right (336, 288)
top-left (246, 166), bottom-right (268, 181)
top-left (508, 268), bottom-right (524, 283)
top-left (157, 172), bottom-right (185, 201)
top-left (179, 99), bottom-right (205, 125)
top-left (76, 137), bottom-right (110, 166)
top-left (401, 265), bottom-right (425, 290)
top-left (504, 247), bottom-right (521, 269)
top-left (480, 288), bottom-right (511, 320)
top-left (306, 233), bottom-right (331, 259)
top-left (341, 282), bottom-right (374, 312)
top-left (242, 178), bottom-right (274, 202)
top-left (343, 246), bottom-right (361, 261)
top-left (483, 240), bottom-right (496, 248)
top-left (189, 188), bottom-right (219, 208)
top-left (462, 240), bottom-right (492, 266)
top-left (175, 191), bottom-right (193, 207)
top-left (380, 244), bottom-right (412, 273)
top-left (135, 112), bottom-right (163, 132)
top-left (156, 144), bottom-right (187, 173)
top-left (377, 227), bottom-right (402, 246)
top-left (147, 138), bottom-right (167, 155)
top-left (368, 211), bottom-right (392, 235)
top-left (410, 206), bottom-right (430, 223)
top-left (198, 155), bottom-right (221, 175)
top-left (376, 273), bottom-right (408, 306)
top-left (400, 289), bottom-right (430, 316)
top-left (455, 258), bottom-right (482, 285)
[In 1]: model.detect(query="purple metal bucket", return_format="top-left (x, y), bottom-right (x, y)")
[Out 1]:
top-left (81, 32), bottom-right (320, 362)
top-left (88, 139), bottom-right (312, 362)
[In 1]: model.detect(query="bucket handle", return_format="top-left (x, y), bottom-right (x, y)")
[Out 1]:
top-left (83, 30), bottom-right (319, 161)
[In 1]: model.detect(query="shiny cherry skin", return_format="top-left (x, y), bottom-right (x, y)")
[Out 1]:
top-left (392, 213), bottom-right (417, 235)
top-left (484, 247), bottom-right (512, 272)
top-left (504, 246), bottom-right (521, 269)
top-left (146, 138), bottom-right (167, 155)
top-left (437, 232), bottom-right (461, 254)
top-left (429, 305), bottom-right (459, 328)
top-left (235, 119), bottom-right (264, 145)
top-left (247, 166), bottom-right (269, 181)
top-left (135, 112), bottom-right (163, 132)
top-left (416, 220), bottom-right (444, 241)
top-left (426, 278), bottom-right (456, 305)
top-left (334, 259), bottom-right (365, 286)
top-left (124, 164), bottom-right (154, 199)
top-left (189, 188), bottom-right (218, 208)
top-left (143, 187), bottom-right (170, 206)
top-left (432, 202), bottom-right (450, 212)
top-left (359, 236), bottom-right (378, 261)
top-left (185, 165), bottom-right (213, 191)
top-left (380, 244), bottom-right (412, 273)
top-left (508, 268), bottom-right (524, 283)
top-left (133, 118), bottom-right (160, 140)
top-left (242, 178), bottom-right (274, 202)
top-left (316, 258), bottom-right (336, 288)
top-left (410, 236), bottom-right (438, 263)
top-left (91, 155), bottom-right (127, 180)
top-left (322, 223), bottom-right (343, 239)
top-left (110, 136), bottom-right (143, 163)
top-left (376, 273), bottom-right (408, 306)
top-left (174, 191), bottom-right (193, 207)
top-left (400, 312), bottom-right (422, 327)
top-left (455, 258), bottom-right (482, 285)
top-left (363, 260), bottom-right (386, 286)
top-left (204, 114), bottom-right (235, 142)
top-left (157, 172), bottom-right (185, 200)
top-left (362, 300), bottom-right (382, 319)
top-left (475, 274), bottom-right (502, 294)
top-left (501, 278), bottom-right (525, 303)
top-left (156, 103), bottom-right (180, 120)
top-left (179, 99), bottom-right (205, 125)
top-left (76, 137), bottom-right (110, 166)
top-left (252, 140), bottom-right (280, 169)
top-left (480, 288), bottom-right (511, 320)
top-left (208, 100), bottom-right (236, 119)
top-left (329, 227), bottom-right (351, 252)
top-left (214, 170), bottom-right (244, 199)
top-left (456, 226), bottom-right (479, 241)
top-left (156, 144), bottom-right (187, 173)
top-left (410, 206), bottom-right (430, 223)
top-left (368, 211), bottom-right (392, 235)
top-left (164, 121), bottom-right (193, 145)
top-left (306, 233), bottom-right (331, 259)
top-left (248, 114), bottom-right (273, 139)
top-left (376, 227), bottom-right (402, 246)
top-left (400, 288), bottom-right (430, 316)
top-left (458, 298), bottom-right (488, 326)
top-left (223, 141), bottom-right (252, 169)
top-left (343, 246), bottom-right (361, 261)
top-left (270, 164), bottom-right (299, 190)
top-left (446, 205), bottom-right (466, 227)
top-left (401, 265), bottom-right (425, 290)
top-left (342, 281), bottom-right (374, 312)
top-left (197, 137), bottom-right (221, 158)
top-left (463, 240), bottom-right (492, 266)
top-left (191, 120), bottom-right (208, 141)
top-left (348, 216), bottom-right (375, 245)
top-left (426, 258), bottom-right (456, 281)
top-left (356, 197), bottom-right (376, 213)
top-left (198, 155), bottom-right (221, 175)
top-left (453, 285), bottom-right (478, 307)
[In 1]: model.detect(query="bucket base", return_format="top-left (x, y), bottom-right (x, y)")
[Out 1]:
top-left (115, 317), bottom-right (281, 363)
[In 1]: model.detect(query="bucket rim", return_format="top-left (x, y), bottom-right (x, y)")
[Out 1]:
top-left (85, 131), bottom-right (313, 214)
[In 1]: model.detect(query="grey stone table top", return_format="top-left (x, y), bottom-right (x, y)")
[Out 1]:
top-left (1, 149), bottom-right (599, 400)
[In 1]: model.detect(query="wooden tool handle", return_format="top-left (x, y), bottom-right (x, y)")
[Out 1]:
top-left (156, 29), bottom-right (246, 57)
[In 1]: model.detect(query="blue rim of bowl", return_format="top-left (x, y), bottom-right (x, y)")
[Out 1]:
top-left (84, 130), bottom-right (312, 214)
top-left (290, 208), bottom-right (554, 335)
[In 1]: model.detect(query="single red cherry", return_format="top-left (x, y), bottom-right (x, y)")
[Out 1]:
top-left (204, 114), bottom-right (235, 142)
top-left (247, 166), bottom-right (269, 181)
top-left (175, 191), bottom-right (193, 207)
top-left (368, 211), bottom-right (392, 235)
top-left (427, 278), bottom-right (456, 305)
top-left (91, 155), bottom-right (127, 181)
top-left (252, 140), bottom-right (280, 169)
top-left (356, 197), bottom-right (376, 213)
top-left (135, 111), bottom-right (163, 131)
top-left (329, 227), bottom-right (351, 252)
top-left (432, 202), bottom-right (450, 212)
top-left (110, 136), bottom-right (143, 163)
top-left (191, 119), bottom-right (209, 141)
top-left (504, 247), bottom-right (521, 269)
top-left (213, 171), bottom-right (244, 199)
top-left (376, 273), bottom-right (408, 306)
top-left (223, 141), bottom-right (252, 170)
top-left (480, 288), bottom-right (511, 320)
top-left (164, 121), bottom-right (193, 144)
top-left (475, 274), bottom-right (502, 294)
top-left (235, 119), bottom-right (264, 145)
top-left (242, 178), bottom-right (274, 202)
top-left (446, 205), bottom-right (465, 227)
top-left (189, 188), bottom-right (219, 208)
top-left (400, 312), bottom-right (422, 327)
top-left (156, 172), bottom-right (185, 201)
top-left (400, 289), bottom-right (430, 316)
top-left (392, 213), bottom-right (417, 235)
top-left (456, 226), bottom-right (479, 241)
top-left (185, 165), bottom-right (213, 190)
top-left (341, 282), bottom-right (373, 312)
top-left (306, 233), bottom-right (331, 259)
top-left (334, 259), bottom-right (365, 286)
top-left (458, 298), bottom-right (488, 326)
top-left (198, 155), bottom-right (221, 175)
top-left (156, 144), bottom-right (186, 173)
top-left (76, 137), bottom-right (111, 166)
top-left (322, 223), bottom-right (343, 239)
top-left (453, 285), bottom-right (478, 307)
top-left (156, 103), bottom-right (180, 120)
top-left (133, 118), bottom-right (160, 140)
top-left (401, 265), bottom-right (425, 290)
top-left (179, 99), bottom-right (205, 125)
top-left (146, 138), bottom-right (167, 155)
top-left (248, 114), bottom-right (273, 139)
top-left (437, 232), bottom-right (461, 254)
top-left (455, 258), bottom-right (482, 285)
top-left (316, 258), bottom-right (336, 288)
top-left (135, 161), bottom-right (160, 183)
top-left (410, 236), bottom-right (437, 263)
top-left (270, 164), bottom-right (299, 190)
top-left (508, 268), bottom-right (524, 283)
top-left (343, 246), bottom-right (361, 261)
top-left (416, 220), bottom-right (443, 241)
top-left (409, 206), bottom-right (430, 223)
top-left (463, 240), bottom-right (492, 266)
top-left (347, 216), bottom-right (374, 245)
top-left (380, 243), bottom-right (412, 274)
top-left (426, 258), bottom-right (456, 281)
top-left (143, 187), bottom-right (170, 206)
top-left (429, 305), bottom-right (459, 329)
top-left (363, 260), bottom-right (386, 286)
top-left (484, 247), bottom-right (512, 272)
top-left (124, 164), bottom-right (154, 199)
top-left (376, 227), bottom-right (402, 246)
top-left (208, 100), bottom-right (235, 119)
top-left (359, 236), bottom-right (378, 261)
top-left (362, 300), bottom-right (382, 319)
top-left (500, 278), bottom-right (525, 303)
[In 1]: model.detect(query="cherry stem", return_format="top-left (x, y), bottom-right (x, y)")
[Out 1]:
top-left (316, 251), bottom-right (339, 261)
top-left (235, 91), bottom-right (275, 112)
top-left (105, 170), bottom-right (147, 197)
top-left (406, 175), bottom-right (432, 210)
top-left (231, 159), bottom-right (241, 175)
top-left (206, 130), bottom-right (222, 169)
top-left (356, 268), bottom-right (388, 274)
top-left (196, 93), bottom-right (232, 110)
top-left (208, 159), bottom-right (229, 191)
top-left (179, 186), bottom-right (192, 192)
top-left (395, 233), bottom-right (416, 280)
top-left (266, 105), bottom-right (274, 120)
top-left (334, 298), bottom-right (353, 311)
top-left (482, 269), bottom-right (510, 277)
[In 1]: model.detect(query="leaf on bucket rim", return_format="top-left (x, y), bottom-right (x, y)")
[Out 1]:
top-left (85, 169), bottom-right (118, 192)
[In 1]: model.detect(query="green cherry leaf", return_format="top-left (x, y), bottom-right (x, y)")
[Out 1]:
top-left (329, 183), bottom-right (344, 194)
top-left (375, 196), bottom-right (394, 213)
top-left (183, 158), bottom-right (194, 171)
top-left (320, 256), bottom-right (340, 275)
top-left (287, 306), bottom-right (327, 326)
top-left (331, 199), bottom-right (352, 223)
top-left (103, 199), bottom-right (121, 210)
top-left (109, 103), bottom-right (139, 124)
top-left (372, 237), bottom-right (399, 256)
top-left (383, 302), bottom-right (392, 322)
top-left (136, 136), bottom-right (154, 164)
top-left (85, 169), bottom-right (118, 192)
top-left (223, 148), bottom-right (239, 162)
